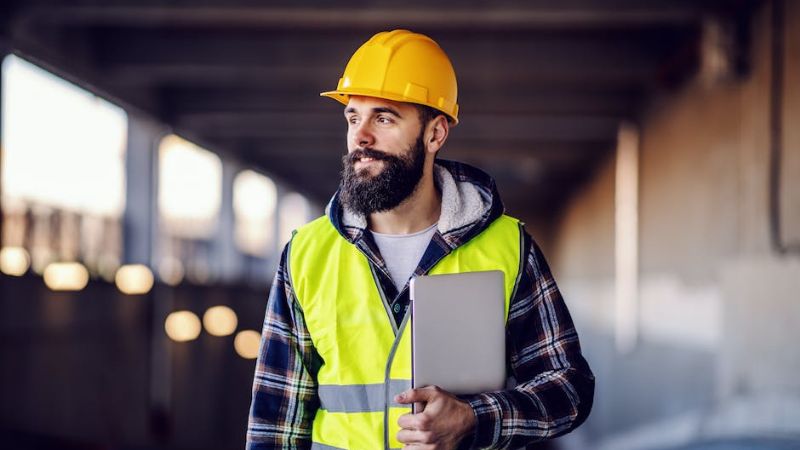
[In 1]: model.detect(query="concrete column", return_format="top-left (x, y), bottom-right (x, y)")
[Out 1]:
top-left (210, 159), bottom-right (243, 283)
top-left (123, 113), bottom-right (164, 267)
top-left (123, 114), bottom-right (176, 440)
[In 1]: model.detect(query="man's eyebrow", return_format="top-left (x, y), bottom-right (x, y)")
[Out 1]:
top-left (372, 107), bottom-right (402, 118)
top-left (344, 106), bottom-right (403, 119)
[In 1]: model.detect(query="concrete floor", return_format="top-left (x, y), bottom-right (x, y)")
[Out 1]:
top-left (657, 437), bottom-right (800, 450)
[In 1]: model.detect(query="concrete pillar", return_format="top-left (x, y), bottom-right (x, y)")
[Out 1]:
top-left (123, 114), bottom-right (176, 439)
top-left (210, 159), bottom-right (243, 283)
top-left (123, 113), bottom-right (164, 267)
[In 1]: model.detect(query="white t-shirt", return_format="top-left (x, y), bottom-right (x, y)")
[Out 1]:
top-left (371, 222), bottom-right (438, 290)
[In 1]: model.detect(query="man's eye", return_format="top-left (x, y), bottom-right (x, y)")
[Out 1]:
top-left (347, 117), bottom-right (359, 125)
top-left (377, 116), bottom-right (393, 124)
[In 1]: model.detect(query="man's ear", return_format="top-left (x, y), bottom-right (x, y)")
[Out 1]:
top-left (425, 115), bottom-right (449, 156)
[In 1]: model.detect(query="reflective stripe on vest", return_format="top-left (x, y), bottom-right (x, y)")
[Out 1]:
top-left (289, 214), bottom-right (523, 450)
top-left (318, 380), bottom-right (412, 413)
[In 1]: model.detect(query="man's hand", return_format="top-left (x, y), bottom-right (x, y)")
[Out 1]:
top-left (394, 385), bottom-right (476, 450)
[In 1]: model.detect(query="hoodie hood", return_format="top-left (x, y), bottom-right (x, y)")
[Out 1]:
top-left (326, 159), bottom-right (506, 250)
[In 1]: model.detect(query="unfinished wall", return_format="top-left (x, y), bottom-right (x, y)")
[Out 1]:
top-left (551, 2), bottom-right (800, 448)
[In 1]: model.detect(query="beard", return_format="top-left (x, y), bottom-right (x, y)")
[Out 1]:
top-left (339, 133), bottom-right (426, 215)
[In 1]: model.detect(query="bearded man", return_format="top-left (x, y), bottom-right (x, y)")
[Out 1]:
top-left (246, 30), bottom-right (594, 450)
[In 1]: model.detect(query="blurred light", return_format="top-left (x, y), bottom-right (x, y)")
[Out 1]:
top-left (158, 257), bottom-right (184, 286)
top-left (164, 310), bottom-right (201, 342)
top-left (278, 192), bottom-right (311, 246)
top-left (233, 170), bottom-right (277, 256)
top-left (0, 246), bottom-right (30, 276)
top-left (1, 54), bottom-right (127, 217)
top-left (234, 330), bottom-right (261, 359)
top-left (115, 264), bottom-right (154, 295)
top-left (203, 305), bottom-right (238, 337)
top-left (43, 262), bottom-right (89, 291)
top-left (158, 135), bottom-right (222, 238)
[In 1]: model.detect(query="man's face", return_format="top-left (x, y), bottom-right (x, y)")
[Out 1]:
top-left (339, 96), bottom-right (427, 215)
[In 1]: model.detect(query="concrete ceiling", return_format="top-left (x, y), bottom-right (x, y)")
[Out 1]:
top-left (0, 0), bottom-right (760, 221)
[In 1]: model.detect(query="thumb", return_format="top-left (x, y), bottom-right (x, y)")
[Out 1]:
top-left (394, 386), bottom-right (436, 404)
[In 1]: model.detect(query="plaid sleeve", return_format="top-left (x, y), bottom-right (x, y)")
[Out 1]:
top-left (246, 243), bottom-right (321, 450)
top-left (462, 233), bottom-right (595, 449)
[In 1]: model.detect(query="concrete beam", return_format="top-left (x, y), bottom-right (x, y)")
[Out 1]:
top-left (90, 29), bottom-right (668, 88)
top-left (6, 30), bottom-right (160, 115)
top-left (161, 86), bottom-right (642, 117)
top-left (14, 3), bottom-right (715, 30)
top-left (89, 28), bottom-right (673, 64)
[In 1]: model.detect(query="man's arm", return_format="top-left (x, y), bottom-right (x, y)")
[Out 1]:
top-left (463, 235), bottom-right (595, 449)
top-left (246, 244), bottom-right (321, 449)
top-left (394, 233), bottom-right (594, 449)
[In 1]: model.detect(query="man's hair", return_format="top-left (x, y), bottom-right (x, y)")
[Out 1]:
top-left (415, 104), bottom-right (446, 127)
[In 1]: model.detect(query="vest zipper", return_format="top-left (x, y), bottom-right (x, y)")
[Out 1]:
top-left (383, 310), bottom-right (411, 450)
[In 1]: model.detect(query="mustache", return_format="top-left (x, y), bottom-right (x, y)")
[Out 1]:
top-left (346, 148), bottom-right (392, 164)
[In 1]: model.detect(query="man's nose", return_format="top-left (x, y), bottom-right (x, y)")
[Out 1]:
top-left (351, 122), bottom-right (375, 149)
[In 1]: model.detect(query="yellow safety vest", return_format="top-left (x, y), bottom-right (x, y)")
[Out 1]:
top-left (289, 214), bottom-right (523, 450)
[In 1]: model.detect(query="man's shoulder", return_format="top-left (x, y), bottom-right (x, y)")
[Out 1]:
top-left (293, 215), bottom-right (331, 237)
top-left (483, 213), bottom-right (522, 237)
top-left (496, 213), bottom-right (521, 226)
top-left (289, 215), bottom-right (349, 258)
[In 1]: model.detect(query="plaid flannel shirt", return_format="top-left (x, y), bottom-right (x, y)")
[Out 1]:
top-left (247, 160), bottom-right (594, 449)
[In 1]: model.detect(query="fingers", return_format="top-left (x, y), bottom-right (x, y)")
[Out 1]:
top-left (397, 411), bottom-right (433, 431)
top-left (396, 427), bottom-right (434, 445)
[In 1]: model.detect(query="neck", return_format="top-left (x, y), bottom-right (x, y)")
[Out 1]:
top-left (368, 166), bottom-right (440, 235)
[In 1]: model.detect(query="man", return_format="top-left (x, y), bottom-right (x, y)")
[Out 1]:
top-left (247, 30), bottom-right (594, 450)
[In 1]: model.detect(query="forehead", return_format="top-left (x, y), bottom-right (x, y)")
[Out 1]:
top-left (344, 96), bottom-right (417, 116)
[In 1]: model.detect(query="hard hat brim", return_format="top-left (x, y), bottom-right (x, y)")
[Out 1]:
top-left (320, 89), bottom-right (459, 125)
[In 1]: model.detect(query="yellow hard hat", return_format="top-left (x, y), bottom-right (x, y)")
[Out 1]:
top-left (321, 29), bottom-right (459, 124)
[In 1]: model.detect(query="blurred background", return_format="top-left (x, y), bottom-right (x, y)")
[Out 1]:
top-left (0, 1), bottom-right (798, 449)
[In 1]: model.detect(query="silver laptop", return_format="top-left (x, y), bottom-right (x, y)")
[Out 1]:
top-left (410, 270), bottom-right (506, 395)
